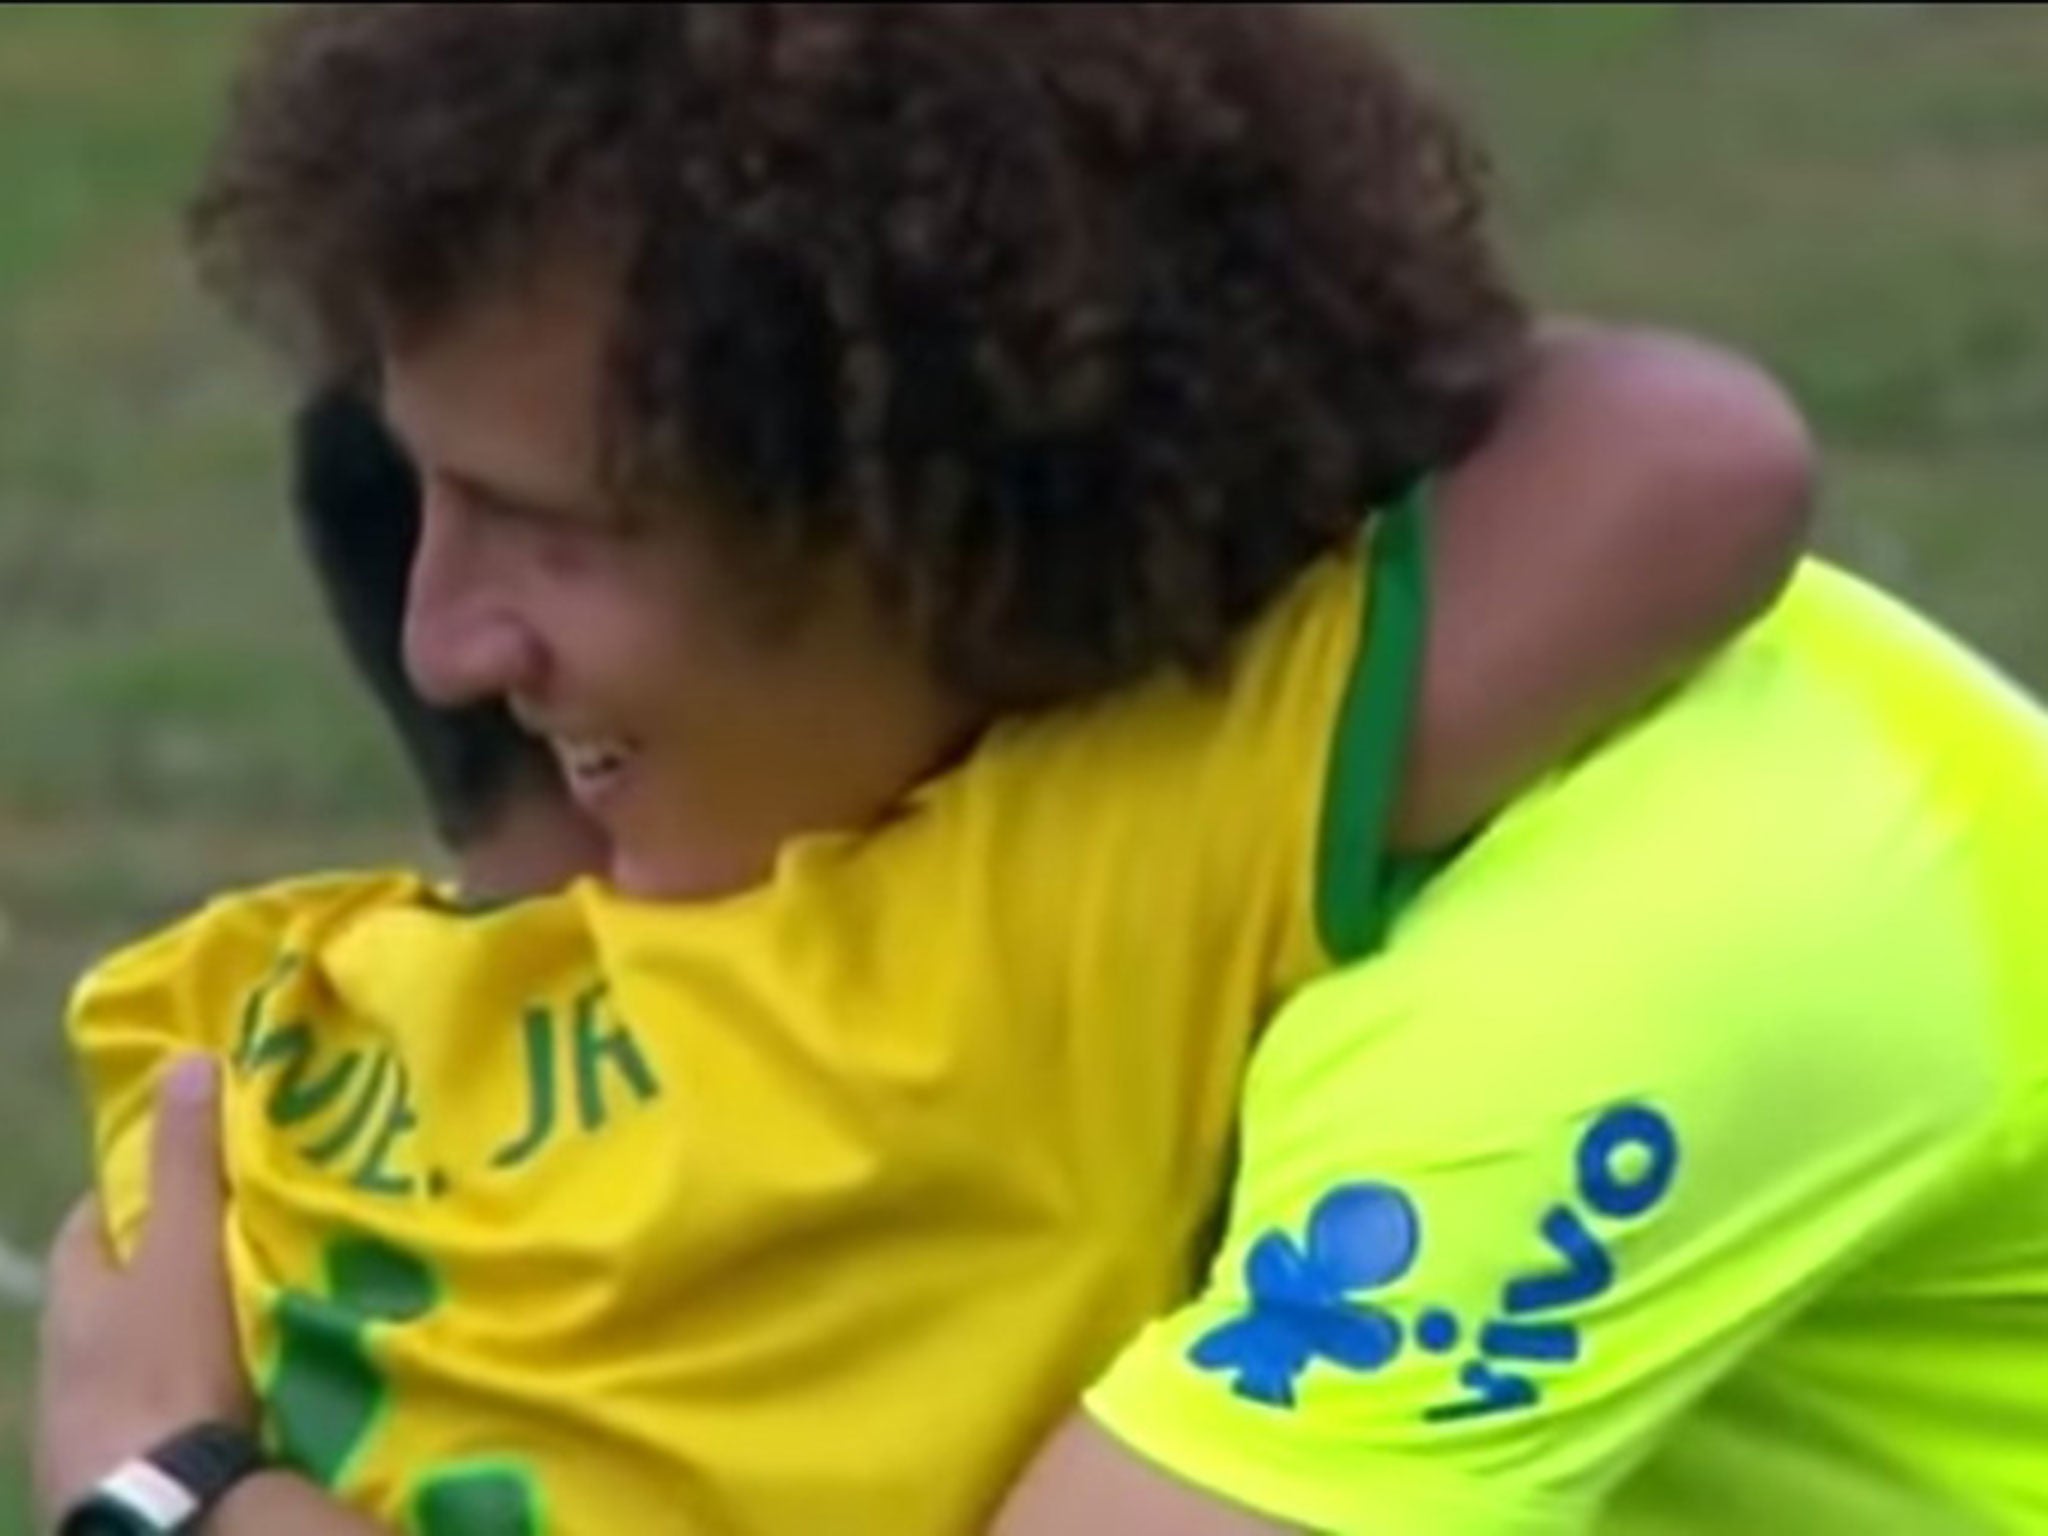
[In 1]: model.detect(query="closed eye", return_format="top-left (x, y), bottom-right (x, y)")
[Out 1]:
top-left (446, 473), bottom-right (628, 541)
top-left (461, 480), bottom-right (573, 528)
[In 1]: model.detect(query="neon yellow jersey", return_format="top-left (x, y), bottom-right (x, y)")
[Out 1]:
top-left (70, 507), bottom-right (1428, 1535)
top-left (1088, 561), bottom-right (2048, 1535)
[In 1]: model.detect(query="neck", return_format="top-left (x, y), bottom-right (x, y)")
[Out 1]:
top-left (608, 703), bottom-right (982, 904)
top-left (600, 553), bottom-right (988, 903)
top-left (454, 793), bottom-right (607, 901)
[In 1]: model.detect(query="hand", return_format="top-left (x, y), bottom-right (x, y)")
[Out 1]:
top-left (34, 1055), bottom-right (254, 1524)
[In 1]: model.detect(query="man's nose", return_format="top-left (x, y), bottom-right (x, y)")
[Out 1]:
top-left (402, 490), bottom-right (544, 707)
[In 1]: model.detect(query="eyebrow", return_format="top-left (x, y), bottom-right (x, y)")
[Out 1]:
top-left (372, 396), bottom-right (575, 515)
top-left (376, 397), bottom-right (632, 532)
top-left (441, 468), bottom-right (591, 525)
top-left (448, 465), bottom-right (651, 541)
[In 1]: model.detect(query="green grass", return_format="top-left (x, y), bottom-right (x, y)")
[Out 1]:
top-left (0, 7), bottom-right (427, 1523)
top-left (1384, 3), bottom-right (2048, 671)
top-left (3, 4), bottom-right (2047, 1528)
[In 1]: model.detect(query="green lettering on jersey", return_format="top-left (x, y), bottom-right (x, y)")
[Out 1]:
top-left (231, 952), bottom-right (301, 1070)
top-left (489, 1007), bottom-right (559, 1171)
top-left (350, 1060), bottom-right (421, 1197)
top-left (571, 987), bottom-right (659, 1132)
top-left (245, 1020), bottom-right (364, 1129)
top-left (303, 1051), bottom-right (393, 1168)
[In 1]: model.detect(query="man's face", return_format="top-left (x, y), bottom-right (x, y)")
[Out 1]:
top-left (382, 263), bottom-right (925, 897)
top-left (382, 266), bottom-right (696, 870)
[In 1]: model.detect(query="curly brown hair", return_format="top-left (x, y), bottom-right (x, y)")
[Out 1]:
top-left (193, 3), bottom-right (1527, 709)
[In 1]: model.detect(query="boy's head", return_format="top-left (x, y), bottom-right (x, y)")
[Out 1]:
top-left (291, 386), bottom-right (603, 895)
top-left (200, 4), bottom-right (1526, 895)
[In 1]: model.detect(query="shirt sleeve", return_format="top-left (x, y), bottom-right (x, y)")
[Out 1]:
top-left (66, 898), bottom-right (281, 1255)
top-left (1083, 622), bottom-right (2011, 1535)
top-left (67, 874), bottom-right (407, 1255)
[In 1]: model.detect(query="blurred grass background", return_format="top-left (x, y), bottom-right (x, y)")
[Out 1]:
top-left (1, 4), bottom-right (2044, 1526)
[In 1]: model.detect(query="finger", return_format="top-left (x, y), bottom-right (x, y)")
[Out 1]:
top-left (135, 1055), bottom-right (228, 1283)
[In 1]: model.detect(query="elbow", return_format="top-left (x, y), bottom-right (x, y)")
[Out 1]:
top-left (1607, 328), bottom-right (1818, 626)
top-left (1687, 363), bottom-right (1816, 619)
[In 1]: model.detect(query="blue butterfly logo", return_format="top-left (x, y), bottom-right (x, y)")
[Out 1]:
top-left (1188, 1183), bottom-right (1421, 1407)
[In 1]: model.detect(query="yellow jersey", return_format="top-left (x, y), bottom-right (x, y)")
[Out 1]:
top-left (72, 501), bottom-right (1428, 1534)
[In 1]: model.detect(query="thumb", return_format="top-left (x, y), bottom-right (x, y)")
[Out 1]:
top-left (136, 1055), bottom-right (227, 1280)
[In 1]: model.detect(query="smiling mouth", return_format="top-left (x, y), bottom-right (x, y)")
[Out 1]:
top-left (552, 736), bottom-right (639, 802)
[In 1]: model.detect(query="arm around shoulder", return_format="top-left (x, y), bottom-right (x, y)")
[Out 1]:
top-left (1392, 321), bottom-right (1816, 848)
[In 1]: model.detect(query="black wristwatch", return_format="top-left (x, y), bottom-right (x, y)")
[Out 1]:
top-left (56, 1423), bottom-right (269, 1536)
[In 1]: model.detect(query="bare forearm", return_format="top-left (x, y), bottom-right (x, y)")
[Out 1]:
top-left (995, 1414), bottom-right (1300, 1535)
top-left (1392, 321), bottom-right (1813, 849)
top-left (206, 1471), bottom-right (394, 1536)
